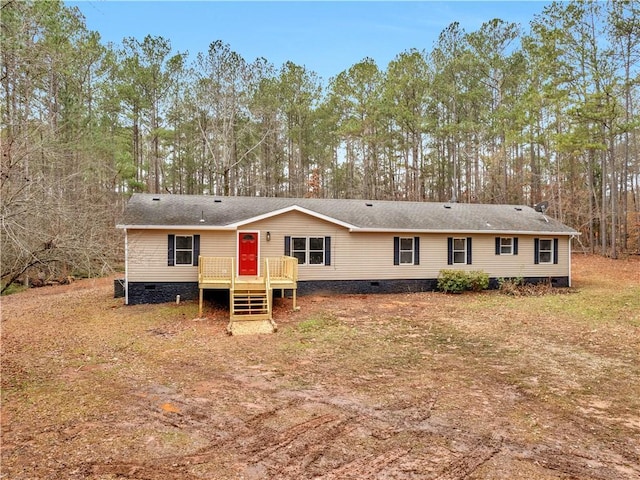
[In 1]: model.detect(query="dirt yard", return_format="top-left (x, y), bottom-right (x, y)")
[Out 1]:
top-left (2, 255), bottom-right (639, 479)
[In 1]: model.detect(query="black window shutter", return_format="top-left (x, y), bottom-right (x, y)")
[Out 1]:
top-left (447, 237), bottom-right (453, 265)
top-left (553, 238), bottom-right (559, 264)
top-left (284, 236), bottom-right (291, 256)
top-left (168, 234), bottom-right (175, 266)
top-left (393, 236), bottom-right (400, 265)
top-left (495, 237), bottom-right (501, 255)
top-left (324, 236), bottom-right (331, 266)
top-left (466, 237), bottom-right (473, 264)
top-left (513, 237), bottom-right (519, 255)
top-left (534, 238), bottom-right (540, 264)
top-left (414, 236), bottom-right (420, 265)
top-left (193, 234), bottom-right (200, 266)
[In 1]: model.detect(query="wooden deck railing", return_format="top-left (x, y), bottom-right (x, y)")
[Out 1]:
top-left (198, 256), bottom-right (298, 318)
top-left (198, 257), bottom-right (235, 288)
top-left (264, 256), bottom-right (298, 283)
top-left (265, 256), bottom-right (298, 311)
top-left (198, 256), bottom-right (298, 286)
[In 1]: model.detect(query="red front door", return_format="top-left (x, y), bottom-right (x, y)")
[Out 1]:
top-left (238, 232), bottom-right (258, 276)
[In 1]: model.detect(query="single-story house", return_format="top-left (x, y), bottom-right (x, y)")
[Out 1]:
top-left (116, 194), bottom-right (578, 312)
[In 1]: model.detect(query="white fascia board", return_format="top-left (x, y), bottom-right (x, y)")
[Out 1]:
top-left (350, 228), bottom-right (578, 236)
top-left (230, 205), bottom-right (357, 230)
top-left (115, 224), bottom-right (235, 231)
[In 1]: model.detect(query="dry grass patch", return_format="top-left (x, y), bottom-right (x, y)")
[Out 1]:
top-left (1, 255), bottom-right (639, 479)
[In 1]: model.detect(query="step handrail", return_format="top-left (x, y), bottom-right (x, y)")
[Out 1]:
top-left (231, 258), bottom-right (235, 291)
top-left (264, 258), bottom-right (272, 317)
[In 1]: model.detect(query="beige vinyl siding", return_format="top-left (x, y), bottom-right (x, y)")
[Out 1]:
top-left (448, 235), bottom-right (570, 279)
top-left (245, 212), bottom-right (571, 281)
top-left (127, 211), bottom-right (571, 283)
top-left (243, 211), bottom-right (345, 281)
top-left (127, 229), bottom-right (235, 282)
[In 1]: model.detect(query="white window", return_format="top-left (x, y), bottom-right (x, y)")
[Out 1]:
top-left (292, 237), bottom-right (306, 264)
top-left (500, 237), bottom-right (513, 255)
top-left (175, 235), bottom-right (193, 265)
top-left (453, 237), bottom-right (467, 264)
top-left (538, 239), bottom-right (553, 264)
top-left (399, 237), bottom-right (415, 264)
top-left (292, 237), bottom-right (325, 265)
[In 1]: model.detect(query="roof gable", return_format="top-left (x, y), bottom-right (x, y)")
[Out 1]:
top-left (230, 205), bottom-right (357, 230)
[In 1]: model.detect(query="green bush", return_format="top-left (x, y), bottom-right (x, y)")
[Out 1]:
top-left (467, 270), bottom-right (490, 292)
top-left (437, 270), bottom-right (489, 294)
top-left (437, 270), bottom-right (470, 293)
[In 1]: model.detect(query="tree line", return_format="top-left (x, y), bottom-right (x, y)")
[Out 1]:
top-left (1, 0), bottom-right (639, 290)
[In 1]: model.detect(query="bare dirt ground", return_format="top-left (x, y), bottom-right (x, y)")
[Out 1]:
top-left (2, 255), bottom-right (639, 479)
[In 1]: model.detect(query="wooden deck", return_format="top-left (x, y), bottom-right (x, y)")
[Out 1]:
top-left (198, 256), bottom-right (298, 333)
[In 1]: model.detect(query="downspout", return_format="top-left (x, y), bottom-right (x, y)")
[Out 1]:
top-left (124, 228), bottom-right (129, 305)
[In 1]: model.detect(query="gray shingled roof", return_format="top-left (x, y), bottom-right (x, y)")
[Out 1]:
top-left (117, 194), bottom-right (578, 235)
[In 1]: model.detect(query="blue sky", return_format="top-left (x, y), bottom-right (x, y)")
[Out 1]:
top-left (68, 1), bottom-right (551, 81)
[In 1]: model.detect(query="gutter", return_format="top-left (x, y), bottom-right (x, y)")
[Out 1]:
top-left (116, 224), bottom-right (579, 236)
top-left (116, 224), bottom-right (236, 231)
top-left (349, 228), bottom-right (580, 236)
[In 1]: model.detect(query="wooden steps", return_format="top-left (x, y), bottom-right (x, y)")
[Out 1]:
top-left (228, 286), bottom-right (275, 335)
top-left (231, 288), bottom-right (270, 319)
top-left (197, 256), bottom-right (298, 334)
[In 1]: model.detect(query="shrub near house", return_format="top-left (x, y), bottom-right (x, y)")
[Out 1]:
top-left (437, 270), bottom-right (490, 293)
